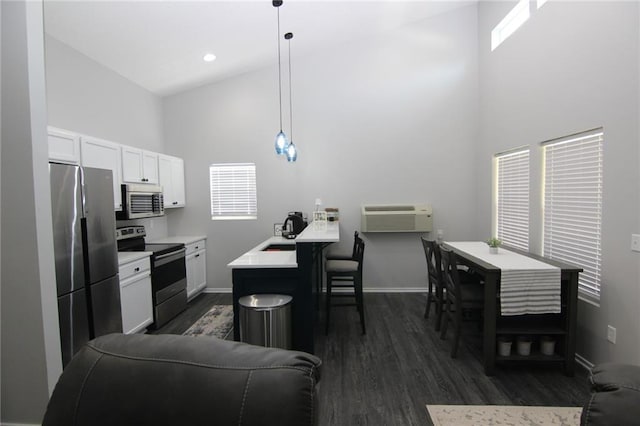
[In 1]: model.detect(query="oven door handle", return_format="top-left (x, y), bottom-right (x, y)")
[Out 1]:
top-left (154, 247), bottom-right (186, 267)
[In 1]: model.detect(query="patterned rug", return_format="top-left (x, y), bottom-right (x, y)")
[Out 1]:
top-left (182, 305), bottom-right (234, 340)
top-left (426, 405), bottom-right (582, 426)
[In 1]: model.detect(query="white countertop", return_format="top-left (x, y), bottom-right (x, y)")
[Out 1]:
top-left (118, 251), bottom-right (152, 265)
top-left (295, 221), bottom-right (340, 242)
top-left (148, 235), bottom-right (207, 245)
top-left (227, 222), bottom-right (340, 269)
top-left (227, 236), bottom-right (297, 269)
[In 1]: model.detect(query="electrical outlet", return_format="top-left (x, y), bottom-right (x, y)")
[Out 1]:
top-left (632, 234), bottom-right (640, 252)
top-left (607, 325), bottom-right (616, 344)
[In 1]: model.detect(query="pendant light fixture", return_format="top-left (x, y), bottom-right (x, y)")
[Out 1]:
top-left (273, 0), bottom-right (288, 155)
top-left (284, 32), bottom-right (297, 162)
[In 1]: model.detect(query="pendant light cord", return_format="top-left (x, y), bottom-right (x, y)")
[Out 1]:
top-left (276, 6), bottom-right (283, 131)
top-left (287, 33), bottom-right (293, 142)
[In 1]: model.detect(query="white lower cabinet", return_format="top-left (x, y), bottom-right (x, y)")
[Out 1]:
top-left (185, 240), bottom-right (206, 300)
top-left (119, 256), bottom-right (153, 334)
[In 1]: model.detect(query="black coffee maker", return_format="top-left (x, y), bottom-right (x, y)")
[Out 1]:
top-left (282, 212), bottom-right (307, 239)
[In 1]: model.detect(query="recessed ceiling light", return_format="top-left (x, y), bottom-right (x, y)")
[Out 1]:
top-left (203, 53), bottom-right (216, 62)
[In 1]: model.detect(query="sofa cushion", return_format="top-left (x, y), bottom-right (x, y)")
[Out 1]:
top-left (42, 333), bottom-right (322, 426)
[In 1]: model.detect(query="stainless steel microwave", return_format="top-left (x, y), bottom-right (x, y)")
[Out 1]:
top-left (117, 183), bottom-right (164, 220)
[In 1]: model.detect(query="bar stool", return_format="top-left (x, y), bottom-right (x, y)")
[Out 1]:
top-left (325, 231), bottom-right (359, 261)
top-left (325, 236), bottom-right (365, 335)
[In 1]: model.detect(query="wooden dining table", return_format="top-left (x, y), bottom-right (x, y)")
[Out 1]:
top-left (442, 241), bottom-right (582, 376)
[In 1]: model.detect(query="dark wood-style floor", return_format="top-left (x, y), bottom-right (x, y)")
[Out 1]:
top-left (152, 292), bottom-right (591, 425)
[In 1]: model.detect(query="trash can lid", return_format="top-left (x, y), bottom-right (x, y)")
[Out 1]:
top-left (239, 294), bottom-right (293, 309)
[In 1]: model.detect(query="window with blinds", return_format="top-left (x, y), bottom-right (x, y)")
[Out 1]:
top-left (210, 163), bottom-right (257, 220)
top-left (496, 148), bottom-right (530, 251)
top-left (543, 129), bottom-right (603, 299)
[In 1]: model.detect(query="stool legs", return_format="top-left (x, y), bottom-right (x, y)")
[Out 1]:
top-left (325, 273), bottom-right (365, 335)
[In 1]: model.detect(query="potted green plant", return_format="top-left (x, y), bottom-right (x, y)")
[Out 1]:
top-left (487, 237), bottom-right (501, 254)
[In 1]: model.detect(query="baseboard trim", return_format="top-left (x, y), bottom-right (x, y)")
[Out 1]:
top-left (203, 287), bottom-right (232, 294)
top-left (203, 287), bottom-right (426, 294)
top-left (1, 422), bottom-right (40, 426)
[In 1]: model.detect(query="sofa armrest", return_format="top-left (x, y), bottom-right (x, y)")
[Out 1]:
top-left (42, 333), bottom-right (322, 426)
top-left (581, 363), bottom-right (640, 426)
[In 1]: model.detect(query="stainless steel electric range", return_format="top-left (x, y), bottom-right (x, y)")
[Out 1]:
top-left (116, 226), bottom-right (187, 328)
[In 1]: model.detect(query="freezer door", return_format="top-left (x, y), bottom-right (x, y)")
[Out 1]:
top-left (89, 274), bottom-right (123, 336)
top-left (82, 167), bottom-right (118, 283)
top-left (49, 163), bottom-right (85, 296)
top-left (58, 289), bottom-right (90, 368)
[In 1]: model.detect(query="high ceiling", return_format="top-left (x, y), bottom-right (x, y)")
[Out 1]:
top-left (44, 1), bottom-right (474, 97)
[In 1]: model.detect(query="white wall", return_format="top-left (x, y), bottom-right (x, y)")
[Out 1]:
top-left (2, 1), bottom-right (62, 423)
top-left (45, 35), bottom-right (165, 152)
top-left (477, 1), bottom-right (640, 365)
top-left (163, 5), bottom-right (481, 291)
top-left (45, 35), bottom-right (170, 236)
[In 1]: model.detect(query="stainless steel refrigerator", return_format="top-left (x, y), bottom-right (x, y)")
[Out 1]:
top-left (50, 162), bottom-right (122, 367)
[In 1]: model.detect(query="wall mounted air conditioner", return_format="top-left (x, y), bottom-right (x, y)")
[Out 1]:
top-left (361, 204), bottom-right (433, 233)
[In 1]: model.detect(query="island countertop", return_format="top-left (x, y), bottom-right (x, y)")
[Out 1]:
top-left (227, 236), bottom-right (297, 269)
top-left (227, 221), bottom-right (340, 269)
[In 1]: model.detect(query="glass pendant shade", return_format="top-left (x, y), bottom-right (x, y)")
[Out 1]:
top-left (275, 130), bottom-right (288, 155)
top-left (286, 141), bottom-right (297, 162)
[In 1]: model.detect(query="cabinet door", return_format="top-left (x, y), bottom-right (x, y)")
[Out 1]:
top-left (158, 154), bottom-right (185, 208)
top-left (48, 127), bottom-right (80, 164)
top-left (170, 157), bottom-right (185, 207)
top-left (142, 151), bottom-right (159, 184)
top-left (119, 274), bottom-right (153, 334)
top-left (186, 250), bottom-right (206, 300)
top-left (193, 249), bottom-right (207, 292)
top-left (121, 146), bottom-right (144, 183)
top-left (158, 155), bottom-right (174, 208)
top-left (80, 136), bottom-right (123, 210)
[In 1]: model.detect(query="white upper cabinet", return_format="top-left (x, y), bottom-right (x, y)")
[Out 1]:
top-left (80, 136), bottom-right (123, 210)
top-left (121, 146), bottom-right (159, 184)
top-left (48, 126), bottom-right (81, 164)
top-left (158, 154), bottom-right (185, 208)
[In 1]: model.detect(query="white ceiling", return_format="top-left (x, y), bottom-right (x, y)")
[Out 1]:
top-left (44, 1), bottom-right (474, 97)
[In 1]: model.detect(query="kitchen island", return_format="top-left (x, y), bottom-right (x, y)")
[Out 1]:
top-left (228, 222), bottom-right (339, 354)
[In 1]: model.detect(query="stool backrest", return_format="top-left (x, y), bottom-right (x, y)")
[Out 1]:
top-left (354, 236), bottom-right (365, 272)
top-left (350, 231), bottom-right (360, 259)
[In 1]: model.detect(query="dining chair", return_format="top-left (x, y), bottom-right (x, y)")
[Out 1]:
top-left (421, 237), bottom-right (445, 331)
top-left (439, 246), bottom-right (484, 358)
top-left (325, 236), bottom-right (365, 335)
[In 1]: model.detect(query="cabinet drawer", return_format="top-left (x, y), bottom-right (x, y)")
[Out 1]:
top-left (185, 240), bottom-right (206, 256)
top-left (119, 257), bottom-right (150, 281)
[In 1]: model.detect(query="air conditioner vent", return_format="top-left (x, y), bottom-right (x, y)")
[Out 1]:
top-left (361, 204), bottom-right (432, 233)
top-left (364, 205), bottom-right (415, 212)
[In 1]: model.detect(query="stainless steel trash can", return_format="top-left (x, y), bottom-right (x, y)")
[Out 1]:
top-left (238, 294), bottom-right (292, 350)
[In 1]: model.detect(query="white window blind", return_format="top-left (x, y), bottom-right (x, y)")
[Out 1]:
top-left (210, 163), bottom-right (257, 220)
top-left (543, 129), bottom-right (603, 299)
top-left (496, 148), bottom-right (530, 251)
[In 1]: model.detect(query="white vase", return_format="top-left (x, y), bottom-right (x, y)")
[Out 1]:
top-left (489, 246), bottom-right (499, 254)
top-left (540, 337), bottom-right (556, 356)
top-left (497, 339), bottom-right (512, 356)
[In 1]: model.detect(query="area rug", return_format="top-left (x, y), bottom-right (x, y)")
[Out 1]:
top-left (182, 305), bottom-right (233, 340)
top-left (426, 404), bottom-right (582, 426)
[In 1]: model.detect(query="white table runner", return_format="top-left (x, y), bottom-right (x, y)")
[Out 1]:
top-left (445, 242), bottom-right (561, 316)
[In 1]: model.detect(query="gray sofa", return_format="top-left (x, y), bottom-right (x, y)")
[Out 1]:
top-left (42, 333), bottom-right (322, 426)
top-left (581, 363), bottom-right (640, 426)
